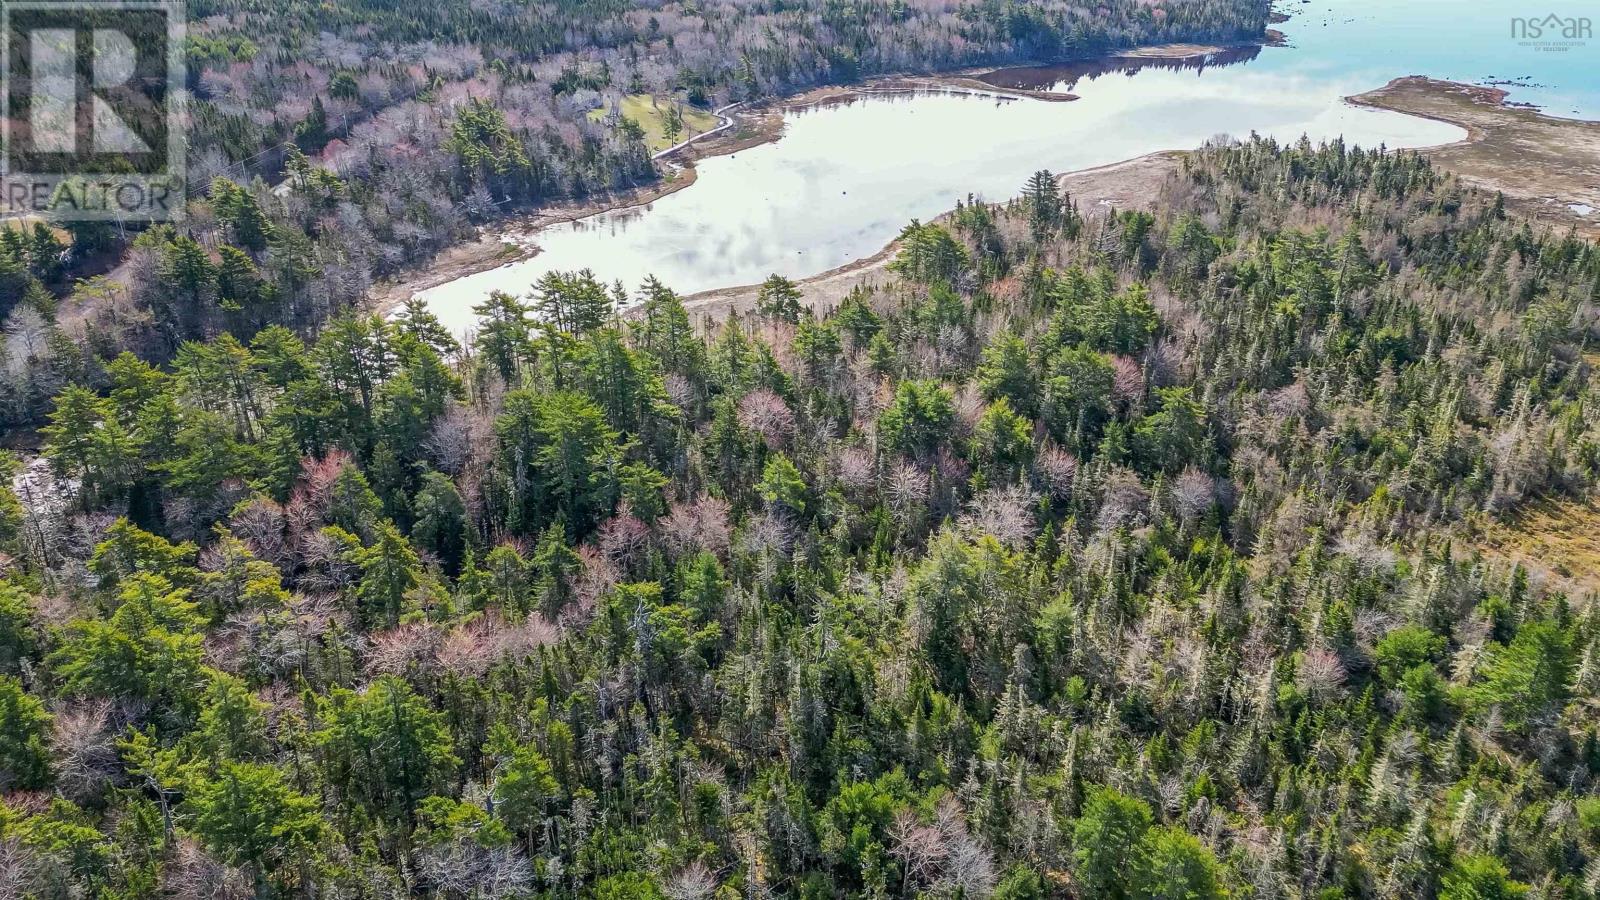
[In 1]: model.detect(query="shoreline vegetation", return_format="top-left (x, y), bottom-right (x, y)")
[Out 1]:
top-left (374, 61), bottom-right (1600, 331)
top-left (367, 42), bottom-right (1249, 317)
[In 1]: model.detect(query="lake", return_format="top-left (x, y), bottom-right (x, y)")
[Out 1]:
top-left (415, 0), bottom-right (1596, 333)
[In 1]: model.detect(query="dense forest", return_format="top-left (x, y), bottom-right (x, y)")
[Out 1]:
top-left (0, 134), bottom-right (1597, 898)
top-left (179, 0), bottom-right (1268, 191)
top-left (0, 0), bottom-right (1268, 430)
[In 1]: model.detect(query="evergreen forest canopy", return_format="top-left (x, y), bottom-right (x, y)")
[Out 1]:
top-left (0, 135), bottom-right (1598, 898)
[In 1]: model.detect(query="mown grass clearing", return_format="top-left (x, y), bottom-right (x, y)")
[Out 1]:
top-left (587, 94), bottom-right (721, 153)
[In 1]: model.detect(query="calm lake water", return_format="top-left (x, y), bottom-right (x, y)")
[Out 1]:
top-left (416, 0), bottom-right (1597, 332)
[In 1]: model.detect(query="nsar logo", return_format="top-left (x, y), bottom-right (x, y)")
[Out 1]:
top-left (1511, 13), bottom-right (1592, 52)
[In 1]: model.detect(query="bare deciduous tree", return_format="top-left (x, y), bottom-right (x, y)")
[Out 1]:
top-left (737, 389), bottom-right (796, 449)
top-left (960, 484), bottom-right (1038, 549)
top-left (165, 837), bottom-right (255, 900)
top-left (50, 698), bottom-right (124, 803)
top-left (1034, 446), bottom-right (1078, 501)
top-left (663, 860), bottom-right (719, 900)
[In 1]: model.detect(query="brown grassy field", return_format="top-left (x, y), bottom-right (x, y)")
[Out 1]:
top-left (1467, 496), bottom-right (1600, 597)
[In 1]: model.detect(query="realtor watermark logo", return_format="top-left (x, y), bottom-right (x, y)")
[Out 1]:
top-left (1512, 14), bottom-right (1591, 52)
top-left (2, 0), bottom-right (185, 221)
